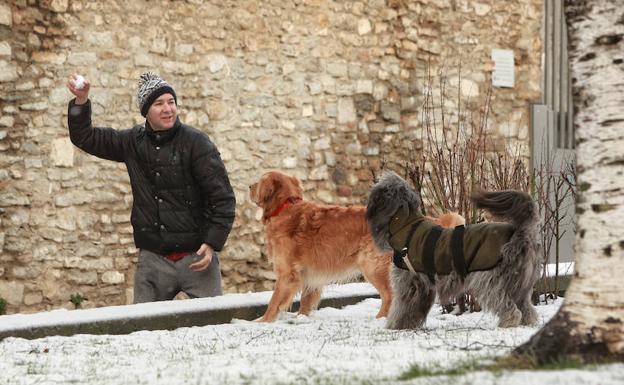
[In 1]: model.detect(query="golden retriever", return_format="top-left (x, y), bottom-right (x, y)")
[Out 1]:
top-left (249, 171), bottom-right (393, 322)
top-left (249, 171), bottom-right (466, 322)
top-left (425, 212), bottom-right (465, 228)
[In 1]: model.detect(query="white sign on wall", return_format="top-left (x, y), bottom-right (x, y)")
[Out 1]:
top-left (491, 49), bottom-right (515, 88)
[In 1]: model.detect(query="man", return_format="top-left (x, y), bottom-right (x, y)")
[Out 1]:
top-left (66, 72), bottom-right (236, 303)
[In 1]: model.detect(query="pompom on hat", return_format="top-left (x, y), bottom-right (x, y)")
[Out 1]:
top-left (136, 72), bottom-right (177, 117)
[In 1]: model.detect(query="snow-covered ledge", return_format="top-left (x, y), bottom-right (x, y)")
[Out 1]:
top-left (538, 262), bottom-right (575, 294)
top-left (0, 283), bottom-right (379, 341)
top-left (1, 263), bottom-right (574, 341)
top-left (543, 262), bottom-right (575, 277)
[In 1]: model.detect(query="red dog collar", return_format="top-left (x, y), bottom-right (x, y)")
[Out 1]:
top-left (269, 197), bottom-right (302, 219)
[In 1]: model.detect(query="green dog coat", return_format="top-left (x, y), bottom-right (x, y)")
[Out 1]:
top-left (388, 208), bottom-right (515, 280)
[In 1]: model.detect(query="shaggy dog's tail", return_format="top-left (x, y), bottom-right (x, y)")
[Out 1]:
top-left (471, 190), bottom-right (537, 230)
top-left (470, 190), bottom-right (542, 327)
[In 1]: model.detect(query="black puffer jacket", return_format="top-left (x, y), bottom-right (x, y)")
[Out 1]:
top-left (67, 99), bottom-right (236, 254)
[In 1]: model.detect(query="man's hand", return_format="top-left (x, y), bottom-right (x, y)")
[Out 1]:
top-left (66, 73), bottom-right (90, 105)
top-left (189, 243), bottom-right (214, 272)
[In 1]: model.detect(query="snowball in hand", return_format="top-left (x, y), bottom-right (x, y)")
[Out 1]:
top-left (74, 75), bottom-right (85, 90)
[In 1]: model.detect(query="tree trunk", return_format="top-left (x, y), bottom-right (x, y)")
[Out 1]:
top-left (515, 0), bottom-right (624, 364)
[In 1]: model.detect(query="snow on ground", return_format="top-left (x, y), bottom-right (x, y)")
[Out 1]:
top-left (1, 283), bottom-right (622, 385)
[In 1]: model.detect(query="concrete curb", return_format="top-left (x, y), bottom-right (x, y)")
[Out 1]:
top-left (0, 293), bottom-right (378, 341)
top-left (0, 273), bottom-right (572, 342)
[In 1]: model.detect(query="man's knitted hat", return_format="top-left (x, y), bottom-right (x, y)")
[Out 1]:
top-left (136, 72), bottom-right (177, 117)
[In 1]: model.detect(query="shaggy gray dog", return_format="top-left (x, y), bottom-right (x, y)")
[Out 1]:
top-left (366, 171), bottom-right (542, 329)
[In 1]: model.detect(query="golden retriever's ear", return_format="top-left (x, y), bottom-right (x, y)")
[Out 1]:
top-left (260, 178), bottom-right (279, 203)
top-left (290, 175), bottom-right (303, 198)
top-left (290, 175), bottom-right (301, 188)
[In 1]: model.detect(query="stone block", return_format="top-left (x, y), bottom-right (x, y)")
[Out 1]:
top-left (0, 116), bottom-right (14, 127)
top-left (3, 236), bottom-right (28, 253)
top-left (89, 257), bottom-right (115, 270)
top-left (54, 191), bottom-right (85, 207)
top-left (134, 53), bottom-right (153, 67)
top-left (325, 102), bottom-right (337, 118)
top-left (401, 96), bottom-right (418, 112)
top-left (337, 97), bottom-right (356, 124)
top-left (23, 291), bottom-right (43, 305)
top-left (0, 4), bottom-right (11, 26)
top-left (3, 194), bottom-right (27, 211)
top-left (336, 82), bottom-right (355, 95)
top-left (66, 270), bottom-right (98, 285)
top-left (40, 227), bottom-right (64, 242)
top-left (115, 257), bottom-right (132, 270)
top-left (94, 191), bottom-right (118, 203)
top-left (282, 157), bottom-right (297, 169)
top-left (380, 101), bottom-right (401, 122)
top-left (358, 18), bottom-right (372, 35)
top-left (20, 102), bottom-right (48, 111)
top-left (364, 146), bottom-right (380, 156)
top-left (67, 52), bottom-right (97, 65)
top-left (11, 266), bottom-right (41, 279)
top-left (0, 281), bottom-right (24, 305)
top-left (125, 288), bottom-right (134, 305)
top-left (309, 165), bottom-right (328, 180)
top-left (28, 33), bottom-right (41, 48)
top-left (8, 209), bottom-right (28, 226)
top-left (326, 61), bottom-right (348, 77)
top-left (320, 74), bottom-right (336, 94)
top-left (31, 52), bottom-right (66, 65)
top-left (50, 138), bottom-right (74, 167)
top-left (150, 37), bottom-right (167, 54)
top-left (49, 86), bottom-right (69, 105)
top-left (356, 80), bottom-right (373, 94)
top-left (207, 54), bottom-right (228, 73)
top-left (175, 43), bottom-right (194, 55)
top-left (101, 271), bottom-right (125, 284)
top-left (111, 213), bottom-right (130, 223)
top-left (474, 3), bottom-right (491, 16)
top-left (41, 269), bottom-right (62, 301)
top-left (84, 31), bottom-right (114, 47)
top-left (346, 142), bottom-right (362, 155)
top-left (33, 244), bottom-right (60, 261)
top-left (325, 151), bottom-right (336, 167)
top-left (316, 190), bottom-right (334, 204)
top-left (49, 0), bottom-right (69, 12)
top-left (372, 82), bottom-right (388, 100)
top-left (456, 78), bottom-right (480, 98)
top-left (313, 136), bottom-right (331, 151)
top-left (0, 41), bottom-right (11, 56)
top-left (53, 207), bottom-right (77, 231)
top-left (308, 82), bottom-right (322, 95)
top-left (0, 60), bottom-right (18, 82)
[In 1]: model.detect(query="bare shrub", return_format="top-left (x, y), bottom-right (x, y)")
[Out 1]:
top-left (372, 65), bottom-right (575, 309)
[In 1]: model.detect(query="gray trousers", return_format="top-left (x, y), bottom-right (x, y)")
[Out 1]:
top-left (133, 249), bottom-right (223, 303)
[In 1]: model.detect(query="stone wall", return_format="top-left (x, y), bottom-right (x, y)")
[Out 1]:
top-left (0, 0), bottom-right (542, 313)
